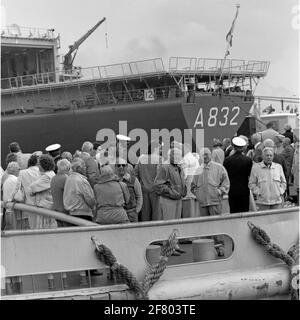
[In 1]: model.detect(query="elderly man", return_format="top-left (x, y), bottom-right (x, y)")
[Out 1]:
top-left (247, 133), bottom-right (264, 163)
top-left (134, 140), bottom-right (162, 221)
top-left (63, 158), bottom-right (96, 221)
top-left (263, 139), bottom-right (288, 181)
top-left (261, 121), bottom-right (279, 142)
top-left (2, 162), bottom-right (20, 230)
top-left (249, 147), bottom-right (286, 211)
top-left (153, 148), bottom-right (186, 220)
top-left (191, 148), bottom-right (230, 216)
top-left (79, 141), bottom-right (100, 187)
top-left (224, 137), bottom-right (253, 213)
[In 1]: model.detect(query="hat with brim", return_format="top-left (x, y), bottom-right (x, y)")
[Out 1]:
top-left (232, 137), bottom-right (246, 147)
top-left (116, 134), bottom-right (131, 141)
top-left (45, 143), bottom-right (61, 152)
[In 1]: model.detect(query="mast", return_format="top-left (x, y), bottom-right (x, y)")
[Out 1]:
top-left (218, 4), bottom-right (240, 86)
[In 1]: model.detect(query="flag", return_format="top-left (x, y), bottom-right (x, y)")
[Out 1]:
top-left (226, 5), bottom-right (240, 48)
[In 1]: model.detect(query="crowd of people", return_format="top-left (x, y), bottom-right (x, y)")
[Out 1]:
top-left (1, 121), bottom-right (299, 232)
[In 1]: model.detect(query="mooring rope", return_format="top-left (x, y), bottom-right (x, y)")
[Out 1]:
top-left (247, 221), bottom-right (299, 300)
top-left (91, 229), bottom-right (178, 300)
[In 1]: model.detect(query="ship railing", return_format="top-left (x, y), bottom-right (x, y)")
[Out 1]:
top-left (78, 58), bottom-right (165, 80)
top-left (1, 72), bottom-right (57, 89)
top-left (169, 57), bottom-right (270, 77)
top-left (1, 25), bottom-right (56, 39)
top-left (1, 58), bottom-right (166, 90)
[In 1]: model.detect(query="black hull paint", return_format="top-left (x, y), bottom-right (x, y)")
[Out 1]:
top-left (1, 95), bottom-right (253, 165)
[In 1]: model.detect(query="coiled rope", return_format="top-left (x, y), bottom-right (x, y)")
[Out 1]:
top-left (91, 229), bottom-right (178, 300)
top-left (247, 221), bottom-right (299, 300)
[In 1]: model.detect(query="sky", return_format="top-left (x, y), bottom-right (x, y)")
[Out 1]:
top-left (1, 0), bottom-right (299, 97)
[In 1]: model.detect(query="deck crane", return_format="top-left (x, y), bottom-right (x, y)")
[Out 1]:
top-left (63, 17), bottom-right (106, 72)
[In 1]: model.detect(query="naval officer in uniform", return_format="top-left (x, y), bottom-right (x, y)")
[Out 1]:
top-left (223, 137), bottom-right (253, 213)
top-left (45, 143), bottom-right (63, 174)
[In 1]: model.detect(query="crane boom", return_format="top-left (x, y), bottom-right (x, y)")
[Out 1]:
top-left (63, 17), bottom-right (106, 72)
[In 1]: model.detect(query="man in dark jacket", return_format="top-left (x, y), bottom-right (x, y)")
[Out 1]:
top-left (283, 124), bottom-right (294, 143)
top-left (224, 137), bottom-right (253, 213)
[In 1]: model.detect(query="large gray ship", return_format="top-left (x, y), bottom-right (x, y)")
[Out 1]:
top-left (1, 21), bottom-right (269, 164)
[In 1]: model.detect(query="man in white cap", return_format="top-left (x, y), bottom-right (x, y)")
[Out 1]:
top-left (45, 143), bottom-right (62, 173)
top-left (224, 137), bottom-right (253, 213)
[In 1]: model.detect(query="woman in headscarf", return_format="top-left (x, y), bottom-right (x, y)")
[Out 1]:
top-left (93, 165), bottom-right (130, 224)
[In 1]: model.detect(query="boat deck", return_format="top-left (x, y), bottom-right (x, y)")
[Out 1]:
top-left (1, 207), bottom-right (298, 300)
top-left (1, 57), bottom-right (269, 92)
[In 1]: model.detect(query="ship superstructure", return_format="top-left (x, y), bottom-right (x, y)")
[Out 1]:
top-left (1, 24), bottom-right (269, 165)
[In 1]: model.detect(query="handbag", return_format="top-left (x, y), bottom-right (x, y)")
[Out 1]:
top-left (13, 184), bottom-right (25, 202)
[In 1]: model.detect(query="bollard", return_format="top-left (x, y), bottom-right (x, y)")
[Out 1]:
top-left (12, 276), bottom-right (23, 294)
top-left (79, 271), bottom-right (88, 286)
top-left (47, 274), bottom-right (55, 290)
top-left (5, 278), bottom-right (13, 295)
top-left (192, 239), bottom-right (216, 262)
top-left (62, 272), bottom-right (68, 289)
top-left (146, 245), bottom-right (161, 265)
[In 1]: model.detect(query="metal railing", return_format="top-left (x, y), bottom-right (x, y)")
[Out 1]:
top-left (1, 201), bottom-right (97, 227)
top-left (1, 58), bottom-right (166, 90)
top-left (169, 57), bottom-right (270, 77)
top-left (1, 57), bottom-right (270, 91)
top-left (1, 25), bottom-right (56, 39)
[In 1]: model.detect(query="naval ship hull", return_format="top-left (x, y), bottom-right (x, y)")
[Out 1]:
top-left (1, 94), bottom-right (252, 163)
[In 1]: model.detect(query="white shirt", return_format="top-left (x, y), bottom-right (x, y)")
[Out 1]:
top-left (3, 174), bottom-right (18, 202)
top-left (180, 152), bottom-right (200, 178)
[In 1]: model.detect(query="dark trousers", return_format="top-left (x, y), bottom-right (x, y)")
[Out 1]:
top-left (140, 190), bottom-right (159, 221)
top-left (229, 195), bottom-right (249, 213)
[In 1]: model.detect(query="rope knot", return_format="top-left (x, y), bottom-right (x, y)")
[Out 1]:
top-left (160, 256), bottom-right (168, 263)
top-left (111, 262), bottom-right (120, 272)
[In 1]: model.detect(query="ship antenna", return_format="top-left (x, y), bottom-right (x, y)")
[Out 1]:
top-left (105, 19), bottom-right (108, 49)
top-left (218, 4), bottom-right (240, 87)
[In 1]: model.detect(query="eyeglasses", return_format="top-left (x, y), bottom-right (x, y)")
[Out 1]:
top-left (116, 164), bottom-right (127, 168)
